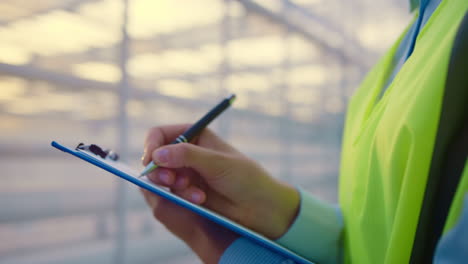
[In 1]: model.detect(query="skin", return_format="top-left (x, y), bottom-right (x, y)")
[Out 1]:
top-left (141, 124), bottom-right (300, 264)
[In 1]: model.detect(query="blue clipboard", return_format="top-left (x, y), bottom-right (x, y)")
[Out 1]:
top-left (51, 141), bottom-right (316, 264)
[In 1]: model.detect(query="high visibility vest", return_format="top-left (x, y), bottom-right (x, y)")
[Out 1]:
top-left (338, 0), bottom-right (468, 263)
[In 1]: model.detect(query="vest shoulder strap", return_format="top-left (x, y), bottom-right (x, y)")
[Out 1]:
top-left (410, 10), bottom-right (468, 264)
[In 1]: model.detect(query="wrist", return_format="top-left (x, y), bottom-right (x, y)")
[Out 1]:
top-left (270, 182), bottom-right (300, 238)
top-left (253, 180), bottom-right (300, 239)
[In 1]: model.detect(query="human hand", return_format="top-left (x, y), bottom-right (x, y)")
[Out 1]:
top-left (141, 124), bottom-right (300, 262)
top-left (140, 188), bottom-right (238, 264)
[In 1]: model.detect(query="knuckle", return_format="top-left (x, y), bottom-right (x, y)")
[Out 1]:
top-left (213, 151), bottom-right (230, 165)
top-left (202, 127), bottom-right (214, 136)
top-left (145, 127), bottom-right (162, 146)
top-left (176, 143), bottom-right (191, 160)
top-left (147, 127), bottom-right (160, 139)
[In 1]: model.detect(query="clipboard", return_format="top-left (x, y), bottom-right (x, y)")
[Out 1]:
top-left (51, 141), bottom-right (316, 264)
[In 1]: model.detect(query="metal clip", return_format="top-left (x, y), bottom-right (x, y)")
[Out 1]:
top-left (76, 143), bottom-right (119, 161)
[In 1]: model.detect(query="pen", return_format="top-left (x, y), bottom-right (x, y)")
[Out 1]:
top-left (139, 94), bottom-right (236, 177)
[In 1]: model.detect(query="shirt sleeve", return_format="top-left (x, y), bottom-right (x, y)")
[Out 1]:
top-left (276, 188), bottom-right (344, 264)
top-left (433, 194), bottom-right (468, 264)
top-left (219, 188), bottom-right (344, 264)
top-left (219, 237), bottom-right (295, 264)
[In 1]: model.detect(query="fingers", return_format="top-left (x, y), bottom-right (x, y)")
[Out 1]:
top-left (140, 188), bottom-right (160, 208)
top-left (147, 168), bottom-right (192, 190)
top-left (142, 124), bottom-right (192, 165)
top-left (143, 124), bottom-right (240, 166)
top-left (143, 171), bottom-right (237, 221)
top-left (146, 168), bottom-right (206, 204)
top-left (143, 189), bottom-right (202, 244)
top-left (151, 143), bottom-right (230, 180)
top-left (147, 168), bottom-right (176, 185)
top-left (173, 186), bottom-right (207, 204)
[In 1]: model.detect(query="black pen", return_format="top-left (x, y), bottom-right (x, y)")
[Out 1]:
top-left (139, 94), bottom-right (236, 177)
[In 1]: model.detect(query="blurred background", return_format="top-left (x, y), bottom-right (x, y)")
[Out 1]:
top-left (0, 0), bottom-right (411, 263)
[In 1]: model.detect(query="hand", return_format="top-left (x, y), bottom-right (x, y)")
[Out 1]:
top-left (141, 124), bottom-right (300, 262)
top-left (140, 188), bottom-right (238, 264)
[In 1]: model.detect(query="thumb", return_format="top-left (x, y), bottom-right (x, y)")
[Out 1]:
top-left (151, 143), bottom-right (229, 179)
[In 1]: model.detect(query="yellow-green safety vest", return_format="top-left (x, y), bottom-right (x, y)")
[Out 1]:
top-left (339, 0), bottom-right (468, 263)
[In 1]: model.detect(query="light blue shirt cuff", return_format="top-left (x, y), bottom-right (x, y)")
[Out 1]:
top-left (219, 237), bottom-right (294, 264)
top-left (276, 188), bottom-right (343, 264)
top-left (219, 189), bottom-right (344, 264)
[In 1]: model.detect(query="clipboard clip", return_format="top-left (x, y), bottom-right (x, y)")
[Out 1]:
top-left (76, 143), bottom-right (120, 161)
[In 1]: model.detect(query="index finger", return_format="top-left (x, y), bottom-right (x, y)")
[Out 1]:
top-left (142, 124), bottom-right (191, 165)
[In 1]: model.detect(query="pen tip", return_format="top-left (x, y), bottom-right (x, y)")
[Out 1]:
top-left (228, 94), bottom-right (236, 104)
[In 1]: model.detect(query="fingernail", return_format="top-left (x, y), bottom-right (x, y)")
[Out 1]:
top-left (141, 149), bottom-right (147, 162)
top-left (155, 148), bottom-right (169, 163)
top-left (159, 171), bottom-right (172, 184)
top-left (191, 192), bottom-right (201, 203)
